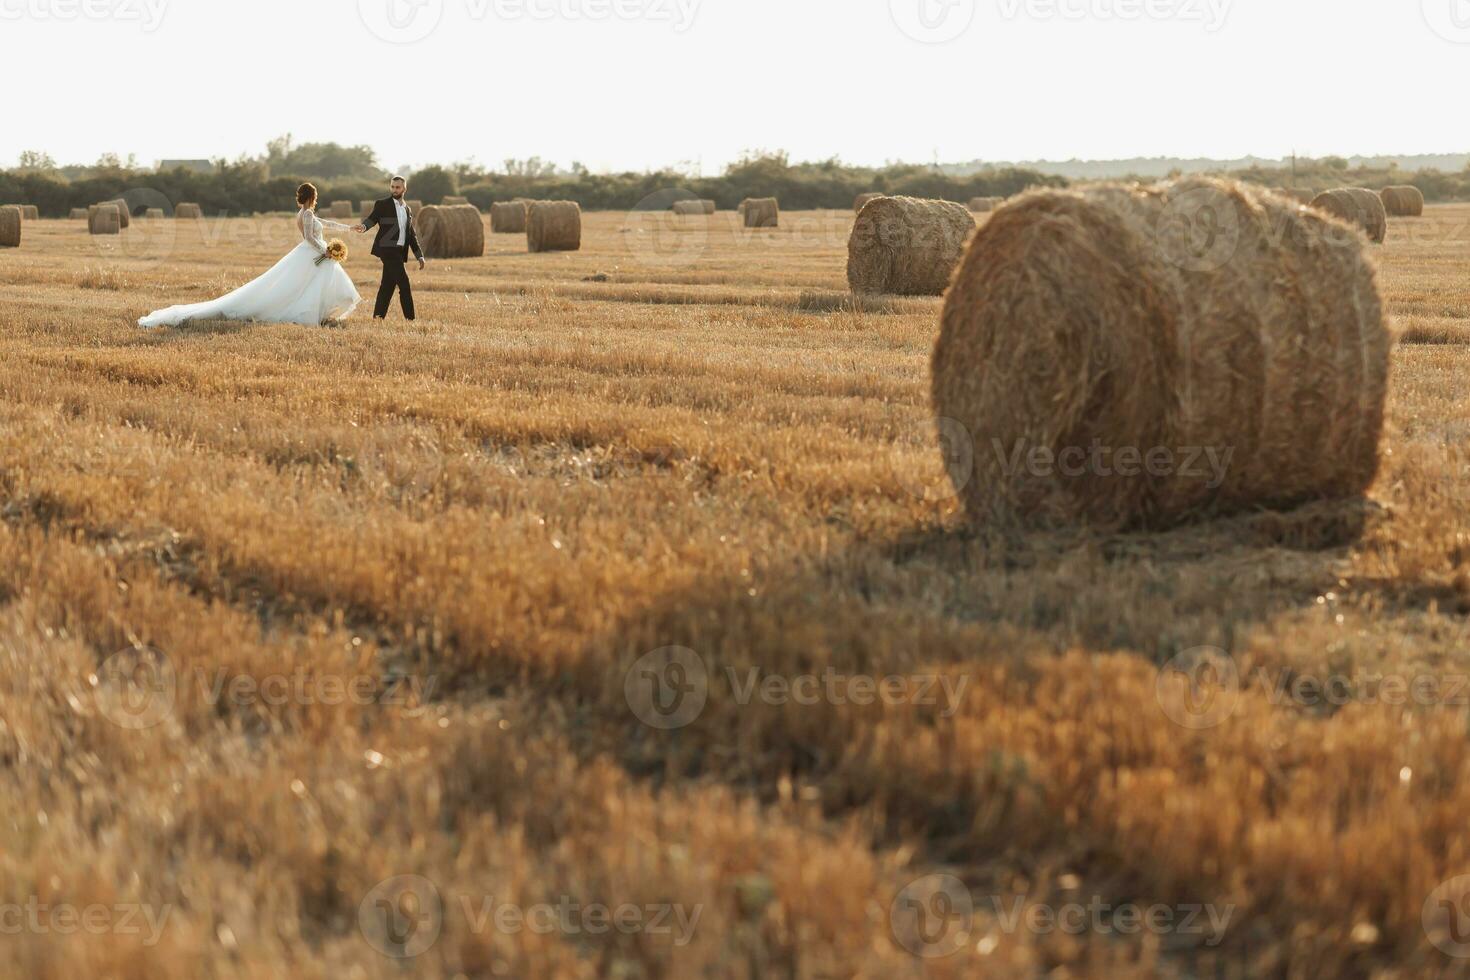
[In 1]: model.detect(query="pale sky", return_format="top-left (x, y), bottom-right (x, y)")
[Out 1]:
top-left (6, 0), bottom-right (1469, 173)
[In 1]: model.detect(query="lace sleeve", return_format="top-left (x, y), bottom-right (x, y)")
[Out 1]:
top-left (300, 210), bottom-right (327, 254)
top-left (319, 218), bottom-right (354, 231)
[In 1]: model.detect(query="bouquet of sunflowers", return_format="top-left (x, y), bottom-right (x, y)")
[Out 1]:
top-left (315, 239), bottom-right (347, 267)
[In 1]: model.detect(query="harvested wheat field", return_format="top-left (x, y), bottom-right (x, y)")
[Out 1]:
top-left (8, 202), bottom-right (1470, 978)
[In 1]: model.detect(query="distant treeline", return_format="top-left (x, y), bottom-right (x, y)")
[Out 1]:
top-left (0, 154), bottom-right (1063, 217)
top-left (5, 150), bottom-right (1470, 218)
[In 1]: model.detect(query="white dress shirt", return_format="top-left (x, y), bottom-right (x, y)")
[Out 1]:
top-left (393, 198), bottom-right (408, 247)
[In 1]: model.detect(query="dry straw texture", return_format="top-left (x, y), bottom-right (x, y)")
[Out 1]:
top-left (853, 192), bottom-right (884, 213)
top-left (359, 200), bottom-right (376, 218)
top-left (1381, 185), bottom-right (1425, 217)
top-left (1311, 188), bottom-right (1388, 243)
top-left (328, 201), bottom-right (354, 220)
top-left (19, 205), bottom-right (38, 221)
top-left (490, 201), bottom-right (528, 234)
top-left (144, 208), bottom-right (165, 219)
top-left (87, 204), bottom-right (121, 236)
top-left (0, 206), bottom-right (19, 247)
top-left (443, 195), bottom-right (470, 207)
top-left (174, 203), bottom-right (202, 219)
top-left (847, 195), bottom-right (975, 296)
top-left (969, 196), bottom-right (1002, 212)
top-left (671, 201), bottom-right (708, 216)
top-left (527, 201), bottom-right (583, 252)
top-left (933, 178), bottom-right (1390, 530)
top-left (103, 199), bottom-right (130, 228)
top-left (67, 208), bottom-right (88, 220)
top-left (417, 204), bottom-right (485, 259)
top-left (699, 199), bottom-right (717, 214)
top-left (740, 197), bottom-right (779, 228)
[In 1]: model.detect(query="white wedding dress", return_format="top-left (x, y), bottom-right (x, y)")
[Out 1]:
top-left (139, 209), bottom-right (361, 328)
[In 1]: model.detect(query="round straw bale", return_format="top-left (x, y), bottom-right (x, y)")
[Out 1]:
top-left (847, 195), bottom-right (975, 296)
top-left (328, 201), bottom-right (354, 220)
top-left (0, 206), bottom-right (20, 247)
top-left (407, 200), bottom-right (424, 212)
top-left (740, 197), bottom-right (779, 228)
top-left (443, 196), bottom-right (470, 207)
top-left (19, 205), bottom-right (38, 221)
top-left (854, 192), bottom-right (884, 213)
top-left (490, 201), bottom-right (527, 233)
top-left (69, 208), bottom-right (89, 220)
top-left (527, 201), bottom-right (582, 252)
top-left (88, 203), bottom-right (121, 235)
top-left (359, 200), bottom-right (376, 218)
top-left (101, 199), bottom-right (130, 228)
top-left (932, 178), bottom-right (1390, 530)
top-left (417, 204), bottom-right (485, 259)
top-left (671, 200), bottom-right (708, 216)
top-left (144, 207), bottom-right (165, 219)
top-left (700, 199), bottom-right (716, 214)
top-left (174, 203), bottom-right (202, 219)
top-left (1310, 188), bottom-right (1387, 243)
top-left (1380, 185), bottom-right (1425, 217)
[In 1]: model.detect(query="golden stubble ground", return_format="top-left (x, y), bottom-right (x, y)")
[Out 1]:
top-left (4, 203), bottom-right (1470, 977)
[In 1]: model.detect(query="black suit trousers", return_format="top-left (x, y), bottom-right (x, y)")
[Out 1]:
top-left (374, 247), bottom-right (414, 320)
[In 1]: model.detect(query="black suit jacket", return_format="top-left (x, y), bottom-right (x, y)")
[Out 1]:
top-left (363, 197), bottom-right (424, 262)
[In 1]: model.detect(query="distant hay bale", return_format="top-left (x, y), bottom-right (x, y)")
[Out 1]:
top-left (854, 192), bottom-right (884, 213)
top-left (88, 203), bottom-right (121, 235)
top-left (0, 206), bottom-right (20, 247)
top-left (360, 200), bottom-right (376, 217)
top-left (416, 204), bottom-right (485, 259)
top-left (490, 200), bottom-right (528, 233)
top-left (932, 178), bottom-right (1389, 530)
top-left (407, 200), bottom-right (423, 211)
top-left (1311, 188), bottom-right (1388, 243)
top-left (68, 207), bottom-right (89, 220)
top-left (174, 203), bottom-right (202, 219)
top-left (1381, 185), bottom-right (1425, 217)
top-left (144, 208), bottom-right (165, 219)
top-left (968, 197), bottom-right (1002, 212)
top-left (103, 199), bottom-right (130, 228)
top-left (19, 205), bottom-right (38, 221)
top-left (328, 201), bottom-right (354, 220)
top-left (443, 195), bottom-right (469, 207)
top-left (671, 200), bottom-right (708, 216)
top-left (700, 199), bottom-right (716, 214)
top-left (740, 197), bottom-right (779, 228)
top-left (527, 200), bottom-right (582, 252)
top-left (847, 195), bottom-right (975, 296)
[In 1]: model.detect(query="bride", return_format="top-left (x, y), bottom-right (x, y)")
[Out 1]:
top-left (138, 182), bottom-right (361, 328)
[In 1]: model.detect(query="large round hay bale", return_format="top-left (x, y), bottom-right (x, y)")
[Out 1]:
top-left (490, 201), bottom-right (527, 233)
top-left (932, 178), bottom-right (1389, 530)
top-left (1381, 185), bottom-right (1425, 217)
top-left (740, 197), bottom-right (779, 228)
top-left (699, 199), bottom-right (716, 214)
top-left (174, 203), bottom-right (202, 219)
top-left (328, 201), bottom-right (354, 220)
top-left (854, 192), bottom-right (884, 213)
top-left (443, 195), bottom-right (470, 207)
top-left (969, 196), bottom-right (1002, 212)
top-left (847, 195), bottom-right (975, 296)
top-left (359, 200), bottom-right (376, 218)
top-left (18, 205), bottom-right (39, 221)
top-left (144, 208), bottom-right (165, 219)
top-left (1310, 188), bottom-right (1387, 243)
top-left (416, 204), bottom-right (484, 259)
top-left (0, 206), bottom-right (20, 247)
top-left (68, 208), bottom-right (89, 220)
top-left (671, 200), bottom-right (708, 216)
top-left (88, 203), bottom-right (121, 235)
top-left (527, 201), bottom-right (582, 252)
top-left (102, 199), bottom-right (130, 228)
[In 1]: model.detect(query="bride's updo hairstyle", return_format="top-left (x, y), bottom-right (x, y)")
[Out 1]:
top-left (296, 182), bottom-right (317, 210)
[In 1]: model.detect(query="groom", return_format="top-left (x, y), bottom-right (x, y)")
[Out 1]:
top-left (355, 175), bottom-right (425, 321)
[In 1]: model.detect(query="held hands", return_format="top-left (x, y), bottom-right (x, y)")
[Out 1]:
top-left (352, 223), bottom-right (367, 234)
